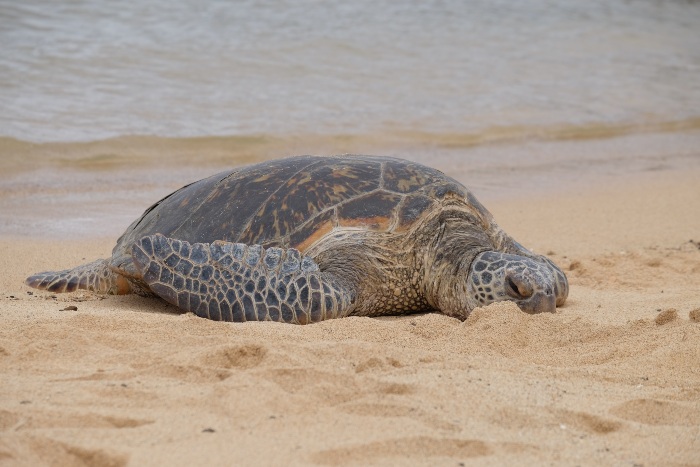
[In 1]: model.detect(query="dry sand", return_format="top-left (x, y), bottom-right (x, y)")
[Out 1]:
top-left (1, 149), bottom-right (699, 466)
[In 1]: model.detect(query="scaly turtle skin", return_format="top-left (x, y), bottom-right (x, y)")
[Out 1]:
top-left (26, 155), bottom-right (568, 324)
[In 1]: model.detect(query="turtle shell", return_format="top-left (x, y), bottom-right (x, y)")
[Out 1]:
top-left (112, 155), bottom-right (483, 271)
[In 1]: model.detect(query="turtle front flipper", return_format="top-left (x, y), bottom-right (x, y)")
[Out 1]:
top-left (25, 259), bottom-right (130, 294)
top-left (131, 234), bottom-right (356, 324)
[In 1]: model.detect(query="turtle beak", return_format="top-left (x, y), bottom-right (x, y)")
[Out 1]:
top-left (536, 255), bottom-right (569, 307)
top-left (517, 290), bottom-right (556, 314)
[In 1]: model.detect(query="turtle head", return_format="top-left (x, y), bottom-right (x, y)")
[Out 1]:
top-left (465, 251), bottom-right (569, 314)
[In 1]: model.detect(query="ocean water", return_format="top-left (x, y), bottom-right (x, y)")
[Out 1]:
top-left (1, 0), bottom-right (699, 143)
top-left (2, 0), bottom-right (700, 238)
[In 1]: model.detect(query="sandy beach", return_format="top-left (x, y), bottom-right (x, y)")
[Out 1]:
top-left (3, 1), bottom-right (700, 464)
top-left (1, 134), bottom-right (699, 466)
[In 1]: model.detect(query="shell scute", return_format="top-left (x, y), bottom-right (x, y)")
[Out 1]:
top-left (424, 181), bottom-right (470, 201)
top-left (337, 190), bottom-right (402, 230)
top-left (240, 160), bottom-right (381, 245)
top-left (197, 161), bottom-right (310, 243)
top-left (395, 194), bottom-right (437, 232)
top-left (129, 174), bottom-right (223, 245)
top-left (383, 160), bottom-right (446, 194)
top-left (289, 209), bottom-right (336, 252)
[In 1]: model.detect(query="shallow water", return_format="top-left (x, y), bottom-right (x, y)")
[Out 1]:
top-left (1, 0), bottom-right (699, 142)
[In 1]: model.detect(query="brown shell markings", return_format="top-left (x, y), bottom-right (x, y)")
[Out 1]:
top-left (112, 156), bottom-right (473, 268)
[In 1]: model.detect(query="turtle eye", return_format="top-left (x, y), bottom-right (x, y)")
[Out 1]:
top-left (505, 277), bottom-right (519, 297)
top-left (505, 275), bottom-right (533, 300)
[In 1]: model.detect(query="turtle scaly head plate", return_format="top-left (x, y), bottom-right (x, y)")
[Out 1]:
top-left (466, 251), bottom-right (569, 314)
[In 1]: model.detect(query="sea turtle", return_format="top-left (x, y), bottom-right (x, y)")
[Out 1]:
top-left (26, 155), bottom-right (568, 324)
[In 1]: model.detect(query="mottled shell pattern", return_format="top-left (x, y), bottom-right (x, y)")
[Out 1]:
top-left (111, 155), bottom-right (488, 275)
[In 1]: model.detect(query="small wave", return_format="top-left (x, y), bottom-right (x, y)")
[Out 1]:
top-left (411, 117), bottom-right (700, 148)
top-left (2, 117), bottom-right (700, 173)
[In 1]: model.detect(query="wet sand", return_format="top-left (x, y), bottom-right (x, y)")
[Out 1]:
top-left (1, 134), bottom-right (699, 465)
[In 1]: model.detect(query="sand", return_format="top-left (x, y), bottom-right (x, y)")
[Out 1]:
top-left (1, 143), bottom-right (699, 466)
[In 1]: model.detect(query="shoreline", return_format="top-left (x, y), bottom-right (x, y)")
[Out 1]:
top-left (1, 133), bottom-right (699, 465)
top-left (2, 129), bottom-right (699, 239)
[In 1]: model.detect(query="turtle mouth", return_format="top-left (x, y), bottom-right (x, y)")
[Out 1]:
top-left (519, 291), bottom-right (557, 314)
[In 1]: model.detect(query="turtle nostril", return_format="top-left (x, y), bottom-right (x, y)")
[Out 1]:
top-left (505, 275), bottom-right (533, 300)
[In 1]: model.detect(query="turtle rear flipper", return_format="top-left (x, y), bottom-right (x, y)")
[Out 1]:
top-left (131, 234), bottom-right (356, 324)
top-left (25, 259), bottom-right (130, 294)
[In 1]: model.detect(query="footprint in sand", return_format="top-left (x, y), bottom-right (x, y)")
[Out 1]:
top-left (201, 344), bottom-right (268, 370)
top-left (263, 367), bottom-right (363, 405)
top-left (354, 356), bottom-right (404, 373)
top-left (494, 406), bottom-right (622, 435)
top-left (1, 409), bottom-right (153, 430)
top-left (57, 363), bottom-right (232, 384)
top-left (309, 436), bottom-right (533, 465)
top-left (0, 435), bottom-right (128, 467)
top-left (610, 399), bottom-right (700, 426)
top-left (56, 344), bottom-right (269, 385)
top-left (0, 410), bottom-right (21, 432)
top-left (339, 402), bottom-right (459, 431)
top-left (555, 409), bottom-right (622, 434)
